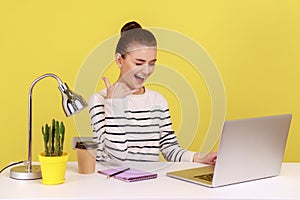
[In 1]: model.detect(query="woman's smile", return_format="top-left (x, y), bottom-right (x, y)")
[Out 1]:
top-left (134, 74), bottom-right (145, 84)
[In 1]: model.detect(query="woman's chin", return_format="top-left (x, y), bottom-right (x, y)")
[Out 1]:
top-left (131, 83), bottom-right (143, 90)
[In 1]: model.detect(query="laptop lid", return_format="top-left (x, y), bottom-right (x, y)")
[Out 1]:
top-left (167, 114), bottom-right (292, 187)
top-left (212, 114), bottom-right (291, 187)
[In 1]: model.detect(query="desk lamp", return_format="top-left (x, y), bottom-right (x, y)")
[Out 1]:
top-left (10, 73), bottom-right (88, 180)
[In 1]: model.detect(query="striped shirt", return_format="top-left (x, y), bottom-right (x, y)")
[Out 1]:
top-left (89, 88), bottom-right (195, 162)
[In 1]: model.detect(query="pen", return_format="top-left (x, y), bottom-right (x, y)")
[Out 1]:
top-left (107, 167), bottom-right (130, 178)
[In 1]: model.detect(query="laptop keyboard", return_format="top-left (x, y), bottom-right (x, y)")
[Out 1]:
top-left (194, 173), bottom-right (214, 182)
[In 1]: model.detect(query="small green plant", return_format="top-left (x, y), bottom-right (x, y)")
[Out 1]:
top-left (41, 119), bottom-right (65, 156)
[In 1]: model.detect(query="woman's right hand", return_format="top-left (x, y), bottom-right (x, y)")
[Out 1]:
top-left (102, 77), bottom-right (137, 99)
top-left (193, 152), bottom-right (217, 165)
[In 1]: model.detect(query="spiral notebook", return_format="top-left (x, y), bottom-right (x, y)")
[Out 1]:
top-left (98, 167), bottom-right (158, 182)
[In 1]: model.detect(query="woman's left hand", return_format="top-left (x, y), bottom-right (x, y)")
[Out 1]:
top-left (193, 152), bottom-right (217, 165)
top-left (102, 77), bottom-right (138, 99)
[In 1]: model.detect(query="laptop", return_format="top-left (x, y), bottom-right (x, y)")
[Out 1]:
top-left (167, 114), bottom-right (292, 187)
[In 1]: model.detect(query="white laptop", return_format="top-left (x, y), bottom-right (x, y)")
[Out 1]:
top-left (167, 114), bottom-right (292, 187)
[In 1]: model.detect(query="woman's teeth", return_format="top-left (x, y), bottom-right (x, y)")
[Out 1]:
top-left (134, 74), bottom-right (145, 81)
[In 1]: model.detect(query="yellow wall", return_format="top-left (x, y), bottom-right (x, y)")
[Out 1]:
top-left (1, 0), bottom-right (300, 169)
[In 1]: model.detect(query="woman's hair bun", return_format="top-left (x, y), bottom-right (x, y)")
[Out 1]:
top-left (121, 21), bottom-right (142, 35)
top-left (116, 21), bottom-right (156, 55)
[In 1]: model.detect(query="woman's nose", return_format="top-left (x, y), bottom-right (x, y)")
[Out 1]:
top-left (141, 65), bottom-right (150, 74)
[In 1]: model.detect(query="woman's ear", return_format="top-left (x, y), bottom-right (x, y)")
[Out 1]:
top-left (115, 53), bottom-right (123, 69)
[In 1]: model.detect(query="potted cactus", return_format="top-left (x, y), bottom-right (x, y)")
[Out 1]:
top-left (38, 119), bottom-right (69, 185)
top-left (42, 119), bottom-right (65, 156)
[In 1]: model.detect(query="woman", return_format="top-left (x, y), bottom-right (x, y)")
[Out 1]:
top-left (89, 21), bottom-right (217, 164)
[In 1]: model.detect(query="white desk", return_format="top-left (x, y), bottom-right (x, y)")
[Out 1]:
top-left (0, 162), bottom-right (299, 200)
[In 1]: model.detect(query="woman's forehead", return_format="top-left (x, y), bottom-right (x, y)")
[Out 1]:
top-left (126, 46), bottom-right (157, 59)
top-left (126, 45), bottom-right (157, 54)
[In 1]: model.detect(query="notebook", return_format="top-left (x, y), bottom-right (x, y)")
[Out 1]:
top-left (98, 167), bottom-right (158, 182)
top-left (167, 114), bottom-right (292, 187)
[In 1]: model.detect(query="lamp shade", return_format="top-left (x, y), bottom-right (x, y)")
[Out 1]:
top-left (59, 83), bottom-right (88, 117)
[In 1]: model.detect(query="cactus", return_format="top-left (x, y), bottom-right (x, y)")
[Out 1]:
top-left (55, 121), bottom-right (60, 156)
top-left (41, 124), bottom-right (50, 156)
top-left (51, 119), bottom-right (55, 154)
top-left (60, 122), bottom-right (65, 156)
top-left (41, 119), bottom-right (66, 157)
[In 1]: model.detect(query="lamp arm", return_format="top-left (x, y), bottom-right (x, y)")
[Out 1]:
top-left (29, 73), bottom-right (63, 94)
top-left (27, 73), bottom-right (64, 172)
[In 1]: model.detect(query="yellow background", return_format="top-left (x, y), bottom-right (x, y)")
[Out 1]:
top-left (1, 0), bottom-right (299, 169)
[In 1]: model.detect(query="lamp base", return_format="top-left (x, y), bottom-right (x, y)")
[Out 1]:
top-left (10, 165), bottom-right (42, 180)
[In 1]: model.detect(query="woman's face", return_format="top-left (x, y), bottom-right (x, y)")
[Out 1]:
top-left (116, 46), bottom-right (157, 90)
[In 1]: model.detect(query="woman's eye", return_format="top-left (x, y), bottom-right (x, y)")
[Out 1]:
top-left (136, 63), bottom-right (143, 66)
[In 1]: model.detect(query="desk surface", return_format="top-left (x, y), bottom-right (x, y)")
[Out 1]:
top-left (0, 162), bottom-right (299, 200)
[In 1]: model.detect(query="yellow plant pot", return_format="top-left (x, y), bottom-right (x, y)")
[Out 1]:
top-left (38, 152), bottom-right (69, 185)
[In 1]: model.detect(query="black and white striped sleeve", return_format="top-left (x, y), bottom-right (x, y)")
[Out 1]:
top-left (158, 98), bottom-right (195, 162)
top-left (89, 93), bottom-right (129, 162)
top-left (89, 93), bottom-right (108, 161)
